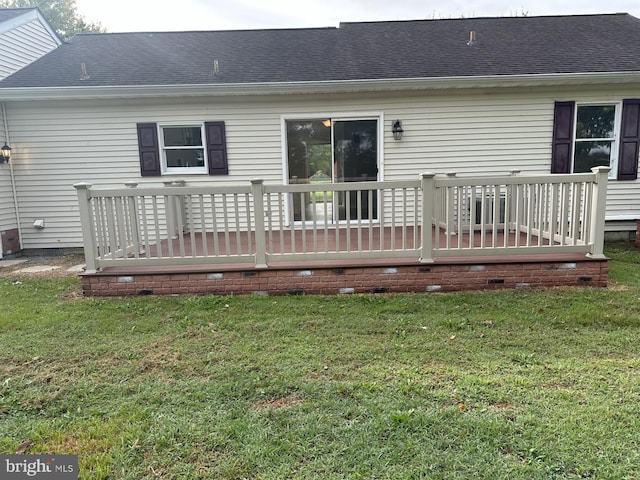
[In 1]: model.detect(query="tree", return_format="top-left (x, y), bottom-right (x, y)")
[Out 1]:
top-left (0, 0), bottom-right (105, 40)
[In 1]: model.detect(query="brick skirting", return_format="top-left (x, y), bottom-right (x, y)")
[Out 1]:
top-left (81, 259), bottom-right (608, 297)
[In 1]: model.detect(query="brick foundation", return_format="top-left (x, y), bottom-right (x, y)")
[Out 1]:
top-left (81, 258), bottom-right (609, 297)
top-left (1, 228), bottom-right (21, 256)
top-left (636, 220), bottom-right (640, 248)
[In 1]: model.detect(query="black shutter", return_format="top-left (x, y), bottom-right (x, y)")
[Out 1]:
top-left (617, 99), bottom-right (640, 181)
top-left (551, 101), bottom-right (575, 174)
top-left (137, 123), bottom-right (161, 177)
top-left (204, 121), bottom-right (228, 175)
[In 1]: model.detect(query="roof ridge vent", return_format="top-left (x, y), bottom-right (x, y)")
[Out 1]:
top-left (467, 31), bottom-right (477, 46)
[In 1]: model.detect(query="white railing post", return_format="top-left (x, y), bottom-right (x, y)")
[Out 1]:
top-left (587, 166), bottom-right (610, 259)
top-left (124, 181), bottom-right (143, 256)
top-left (74, 182), bottom-right (98, 273)
top-left (445, 172), bottom-right (457, 235)
top-left (509, 170), bottom-right (521, 232)
top-left (173, 180), bottom-right (186, 235)
top-left (162, 180), bottom-right (177, 238)
top-left (251, 178), bottom-right (268, 268)
top-left (419, 172), bottom-right (435, 263)
top-left (163, 179), bottom-right (186, 238)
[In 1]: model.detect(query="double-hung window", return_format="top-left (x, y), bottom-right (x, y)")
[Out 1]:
top-left (160, 125), bottom-right (207, 174)
top-left (136, 121), bottom-right (228, 177)
top-left (573, 104), bottom-right (619, 176)
top-left (552, 100), bottom-right (640, 180)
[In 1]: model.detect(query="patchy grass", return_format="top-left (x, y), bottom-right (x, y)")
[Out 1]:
top-left (1, 243), bottom-right (640, 479)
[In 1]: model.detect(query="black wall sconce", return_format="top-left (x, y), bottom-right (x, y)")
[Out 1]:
top-left (0, 143), bottom-right (10, 163)
top-left (392, 120), bottom-right (403, 140)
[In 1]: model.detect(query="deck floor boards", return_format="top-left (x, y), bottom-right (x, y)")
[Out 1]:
top-left (145, 226), bottom-right (556, 258)
top-left (92, 226), bottom-right (593, 276)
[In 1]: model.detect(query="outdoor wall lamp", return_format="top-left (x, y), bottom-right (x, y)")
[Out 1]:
top-left (392, 120), bottom-right (404, 140)
top-left (0, 143), bottom-right (10, 163)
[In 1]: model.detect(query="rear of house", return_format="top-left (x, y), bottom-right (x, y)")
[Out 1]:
top-left (0, 14), bottom-right (639, 255)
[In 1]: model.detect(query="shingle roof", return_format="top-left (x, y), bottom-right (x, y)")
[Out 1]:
top-left (2, 13), bottom-right (640, 88)
top-left (0, 7), bottom-right (35, 24)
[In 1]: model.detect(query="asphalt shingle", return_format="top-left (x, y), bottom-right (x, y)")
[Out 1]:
top-left (0, 7), bottom-right (33, 23)
top-left (1, 13), bottom-right (640, 88)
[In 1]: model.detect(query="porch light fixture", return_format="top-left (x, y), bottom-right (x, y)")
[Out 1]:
top-left (0, 143), bottom-right (10, 163)
top-left (392, 120), bottom-right (404, 140)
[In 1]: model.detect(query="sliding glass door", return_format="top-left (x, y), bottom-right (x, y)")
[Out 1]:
top-left (286, 117), bottom-right (378, 222)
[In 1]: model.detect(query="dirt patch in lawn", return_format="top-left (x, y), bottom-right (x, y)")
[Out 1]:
top-left (0, 253), bottom-right (86, 279)
top-left (251, 395), bottom-right (304, 411)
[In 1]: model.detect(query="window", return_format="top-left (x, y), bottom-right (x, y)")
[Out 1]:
top-left (161, 125), bottom-right (206, 174)
top-left (573, 105), bottom-right (619, 175)
top-left (551, 100), bottom-right (640, 180)
top-left (136, 121), bottom-right (228, 177)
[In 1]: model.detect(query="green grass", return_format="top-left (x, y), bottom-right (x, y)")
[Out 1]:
top-left (1, 243), bottom-right (640, 479)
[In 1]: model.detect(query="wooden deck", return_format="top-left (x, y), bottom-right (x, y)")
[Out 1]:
top-left (141, 225), bottom-right (555, 263)
top-left (76, 169), bottom-right (611, 295)
top-left (81, 226), bottom-right (608, 297)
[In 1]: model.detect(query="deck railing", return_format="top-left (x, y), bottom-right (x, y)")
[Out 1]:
top-left (75, 167), bottom-right (610, 273)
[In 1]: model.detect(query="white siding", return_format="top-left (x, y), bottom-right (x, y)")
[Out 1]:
top-left (0, 112), bottom-right (17, 234)
top-left (6, 84), bottom-right (640, 249)
top-left (0, 18), bottom-right (58, 80)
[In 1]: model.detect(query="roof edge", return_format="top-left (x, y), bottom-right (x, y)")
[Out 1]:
top-left (0, 7), bottom-right (61, 45)
top-left (338, 12), bottom-right (634, 27)
top-left (1, 72), bottom-right (640, 101)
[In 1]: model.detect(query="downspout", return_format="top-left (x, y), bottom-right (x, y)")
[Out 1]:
top-left (2, 102), bottom-right (23, 251)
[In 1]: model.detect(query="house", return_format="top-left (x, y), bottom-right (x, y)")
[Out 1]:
top-left (0, 13), bottom-right (637, 294)
top-left (0, 7), bottom-right (59, 257)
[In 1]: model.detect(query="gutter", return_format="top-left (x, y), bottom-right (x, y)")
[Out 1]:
top-left (1, 102), bottom-right (23, 252)
top-left (1, 71), bottom-right (640, 101)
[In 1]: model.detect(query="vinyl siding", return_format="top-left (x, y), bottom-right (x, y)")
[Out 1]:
top-left (0, 18), bottom-right (58, 80)
top-left (5, 84), bottom-right (640, 249)
top-left (0, 113), bottom-right (17, 236)
top-left (0, 186), bottom-right (15, 232)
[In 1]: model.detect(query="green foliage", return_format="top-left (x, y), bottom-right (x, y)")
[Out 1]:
top-left (1, 243), bottom-right (640, 478)
top-left (0, 0), bottom-right (105, 40)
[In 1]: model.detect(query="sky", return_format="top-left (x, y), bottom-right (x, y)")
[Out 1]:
top-left (74, 0), bottom-right (640, 33)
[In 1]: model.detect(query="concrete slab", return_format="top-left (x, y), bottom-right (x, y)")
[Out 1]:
top-left (67, 264), bottom-right (86, 273)
top-left (0, 259), bottom-right (28, 269)
top-left (17, 265), bottom-right (61, 273)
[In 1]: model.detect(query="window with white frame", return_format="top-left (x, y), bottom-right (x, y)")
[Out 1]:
top-left (573, 104), bottom-right (619, 176)
top-left (160, 125), bottom-right (207, 174)
top-left (552, 99), bottom-right (640, 181)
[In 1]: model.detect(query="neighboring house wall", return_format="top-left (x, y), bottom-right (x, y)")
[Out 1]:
top-left (6, 83), bottom-right (640, 250)
top-left (0, 13), bottom-right (60, 80)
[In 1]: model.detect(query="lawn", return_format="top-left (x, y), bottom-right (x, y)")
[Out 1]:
top-left (1, 243), bottom-right (640, 479)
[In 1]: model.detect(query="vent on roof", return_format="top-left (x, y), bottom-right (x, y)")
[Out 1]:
top-left (80, 62), bottom-right (90, 80)
top-left (213, 59), bottom-right (219, 76)
top-left (467, 31), bottom-right (477, 46)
